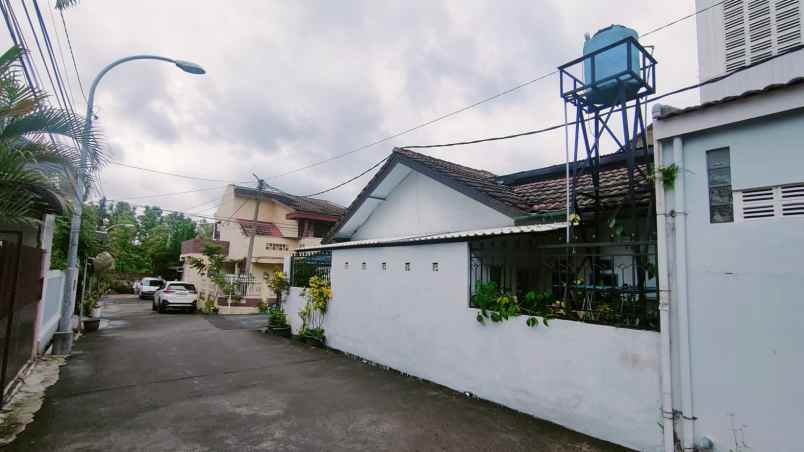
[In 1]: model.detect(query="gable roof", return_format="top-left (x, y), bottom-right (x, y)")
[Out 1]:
top-left (232, 186), bottom-right (345, 219)
top-left (325, 147), bottom-right (653, 243)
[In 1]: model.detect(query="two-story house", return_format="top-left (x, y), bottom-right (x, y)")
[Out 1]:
top-left (181, 184), bottom-right (344, 312)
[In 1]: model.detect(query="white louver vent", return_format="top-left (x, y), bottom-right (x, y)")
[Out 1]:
top-left (735, 183), bottom-right (804, 221)
top-left (723, 0), bottom-right (802, 72)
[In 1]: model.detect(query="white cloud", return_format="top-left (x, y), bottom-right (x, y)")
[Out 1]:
top-left (45, 0), bottom-right (700, 213)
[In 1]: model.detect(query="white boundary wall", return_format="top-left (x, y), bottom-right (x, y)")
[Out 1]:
top-left (36, 270), bottom-right (64, 353)
top-left (286, 241), bottom-right (662, 450)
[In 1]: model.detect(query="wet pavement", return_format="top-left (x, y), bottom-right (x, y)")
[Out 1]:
top-left (4, 295), bottom-right (629, 451)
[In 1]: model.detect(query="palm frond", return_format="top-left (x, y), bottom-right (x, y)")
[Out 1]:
top-left (55, 0), bottom-right (80, 10)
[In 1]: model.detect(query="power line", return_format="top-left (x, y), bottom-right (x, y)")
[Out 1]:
top-left (122, 184), bottom-right (233, 201)
top-left (78, 1), bottom-right (728, 203)
top-left (301, 155), bottom-right (390, 197)
top-left (32, 0), bottom-right (74, 117)
top-left (109, 160), bottom-right (251, 184)
top-left (641, 0), bottom-right (724, 38)
top-left (46, 0), bottom-right (78, 107)
top-left (265, 70), bottom-right (558, 182)
top-left (263, 1), bottom-right (723, 181)
top-left (56, 5), bottom-right (86, 102)
top-left (401, 45), bottom-right (804, 150)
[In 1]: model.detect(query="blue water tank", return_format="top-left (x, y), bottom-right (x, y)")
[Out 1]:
top-left (583, 25), bottom-right (641, 106)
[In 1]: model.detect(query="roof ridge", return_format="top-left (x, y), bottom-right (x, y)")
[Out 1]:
top-left (394, 147), bottom-right (497, 178)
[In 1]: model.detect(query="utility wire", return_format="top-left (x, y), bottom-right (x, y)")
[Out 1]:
top-left (301, 155), bottom-right (390, 197)
top-left (641, 0), bottom-right (724, 38)
top-left (46, 0), bottom-right (78, 107)
top-left (265, 70), bottom-right (558, 181)
top-left (109, 160), bottom-right (252, 184)
top-left (56, 5), bottom-right (86, 102)
top-left (263, 1), bottom-right (724, 181)
top-left (87, 1), bottom-right (728, 204)
top-left (401, 45), bottom-right (803, 150)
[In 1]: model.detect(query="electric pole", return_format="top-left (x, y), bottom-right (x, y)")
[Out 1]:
top-left (244, 174), bottom-right (265, 275)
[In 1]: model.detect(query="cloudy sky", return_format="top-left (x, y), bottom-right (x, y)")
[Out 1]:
top-left (7, 0), bottom-right (703, 216)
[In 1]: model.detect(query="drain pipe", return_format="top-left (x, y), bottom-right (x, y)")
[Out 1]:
top-left (672, 136), bottom-right (696, 451)
top-left (652, 106), bottom-right (676, 452)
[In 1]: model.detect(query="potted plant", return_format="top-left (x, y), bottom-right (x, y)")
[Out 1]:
top-left (299, 276), bottom-right (331, 347)
top-left (267, 305), bottom-right (291, 337)
top-left (81, 296), bottom-right (101, 332)
top-left (266, 271), bottom-right (290, 304)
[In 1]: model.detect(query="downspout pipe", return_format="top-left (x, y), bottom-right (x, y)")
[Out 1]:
top-left (673, 136), bottom-right (696, 451)
top-left (652, 105), bottom-right (676, 452)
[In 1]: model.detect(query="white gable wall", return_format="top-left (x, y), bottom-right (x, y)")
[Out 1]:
top-left (352, 166), bottom-right (513, 240)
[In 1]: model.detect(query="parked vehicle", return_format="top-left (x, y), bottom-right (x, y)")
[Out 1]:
top-left (153, 281), bottom-right (198, 313)
top-left (137, 277), bottom-right (164, 300)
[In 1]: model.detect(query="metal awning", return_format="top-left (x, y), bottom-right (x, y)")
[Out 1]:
top-left (300, 223), bottom-right (566, 251)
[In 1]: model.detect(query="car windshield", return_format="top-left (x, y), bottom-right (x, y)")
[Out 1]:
top-left (145, 280), bottom-right (163, 287)
top-left (168, 283), bottom-right (195, 292)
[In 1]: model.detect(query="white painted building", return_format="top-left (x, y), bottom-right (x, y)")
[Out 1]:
top-left (696, 0), bottom-right (804, 102)
top-left (653, 79), bottom-right (804, 452)
top-left (285, 149), bottom-right (664, 451)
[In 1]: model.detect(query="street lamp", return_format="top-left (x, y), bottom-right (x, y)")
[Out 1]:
top-left (54, 55), bottom-right (206, 355)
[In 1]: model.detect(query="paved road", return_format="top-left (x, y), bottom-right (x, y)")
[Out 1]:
top-left (6, 295), bottom-right (628, 452)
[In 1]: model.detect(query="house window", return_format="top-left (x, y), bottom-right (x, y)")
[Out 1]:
top-left (381, 262), bottom-right (387, 271)
top-left (404, 262), bottom-right (411, 271)
top-left (707, 148), bottom-right (733, 223)
top-left (432, 262), bottom-right (439, 272)
top-left (361, 262), bottom-right (367, 270)
top-left (344, 262), bottom-right (349, 270)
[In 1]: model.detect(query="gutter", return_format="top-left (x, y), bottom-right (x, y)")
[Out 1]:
top-left (672, 136), bottom-right (696, 451)
top-left (652, 107), bottom-right (676, 452)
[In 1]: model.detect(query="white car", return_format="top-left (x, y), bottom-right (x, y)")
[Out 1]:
top-left (137, 277), bottom-right (165, 300)
top-left (153, 281), bottom-right (198, 313)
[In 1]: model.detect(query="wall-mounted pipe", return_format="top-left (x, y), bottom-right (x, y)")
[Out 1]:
top-left (652, 106), bottom-right (676, 452)
top-left (673, 136), bottom-right (696, 451)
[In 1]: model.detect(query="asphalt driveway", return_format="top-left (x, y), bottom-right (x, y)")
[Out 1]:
top-left (6, 295), bottom-right (628, 451)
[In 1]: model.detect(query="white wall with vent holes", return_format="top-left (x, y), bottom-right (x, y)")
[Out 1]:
top-left (285, 242), bottom-right (663, 451)
top-left (696, 0), bottom-right (804, 102)
top-left (658, 109), bottom-right (804, 452)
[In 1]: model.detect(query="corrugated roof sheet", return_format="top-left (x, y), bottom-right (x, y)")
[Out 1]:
top-left (305, 223), bottom-right (566, 250)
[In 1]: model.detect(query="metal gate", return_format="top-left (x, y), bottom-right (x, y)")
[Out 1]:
top-left (0, 231), bottom-right (44, 407)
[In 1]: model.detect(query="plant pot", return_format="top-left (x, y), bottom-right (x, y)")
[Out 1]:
top-left (82, 318), bottom-right (101, 333)
top-left (303, 335), bottom-right (326, 348)
top-left (91, 307), bottom-right (102, 318)
top-left (268, 325), bottom-right (291, 338)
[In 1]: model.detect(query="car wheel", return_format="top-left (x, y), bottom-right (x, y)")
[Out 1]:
top-left (152, 300), bottom-right (156, 311)
top-left (158, 303), bottom-right (165, 313)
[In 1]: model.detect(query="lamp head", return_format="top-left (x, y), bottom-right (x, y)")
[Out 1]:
top-left (174, 60), bottom-right (206, 75)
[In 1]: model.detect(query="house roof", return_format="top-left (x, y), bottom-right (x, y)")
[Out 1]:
top-left (232, 186), bottom-right (345, 219)
top-left (307, 223), bottom-right (566, 251)
top-left (325, 147), bottom-right (652, 242)
top-left (654, 77), bottom-right (804, 120)
top-left (236, 219), bottom-right (283, 237)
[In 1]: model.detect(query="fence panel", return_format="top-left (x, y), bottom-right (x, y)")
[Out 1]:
top-left (290, 249), bottom-right (331, 287)
top-left (37, 270), bottom-right (65, 353)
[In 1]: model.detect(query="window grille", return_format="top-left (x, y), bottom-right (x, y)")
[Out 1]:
top-left (707, 148), bottom-right (734, 223)
top-left (290, 249), bottom-right (332, 287)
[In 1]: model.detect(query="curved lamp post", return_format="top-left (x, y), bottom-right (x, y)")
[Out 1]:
top-left (54, 55), bottom-right (205, 354)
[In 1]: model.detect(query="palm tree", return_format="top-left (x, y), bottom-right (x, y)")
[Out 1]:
top-left (0, 46), bottom-right (104, 225)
